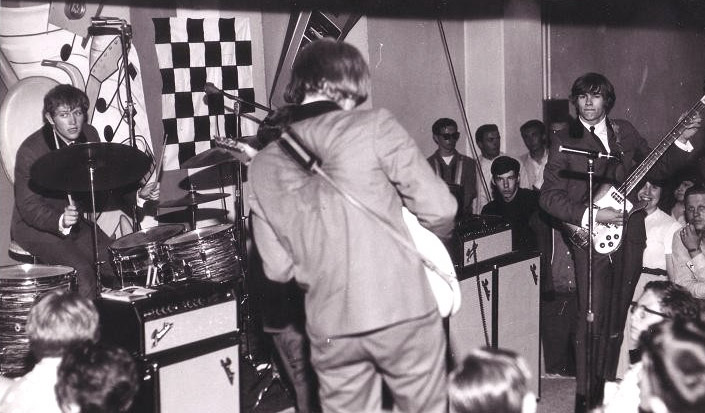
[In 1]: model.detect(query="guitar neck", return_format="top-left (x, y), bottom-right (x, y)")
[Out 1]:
top-left (620, 95), bottom-right (705, 196)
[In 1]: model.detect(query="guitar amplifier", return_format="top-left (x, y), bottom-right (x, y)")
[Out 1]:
top-left (455, 215), bottom-right (512, 267)
top-left (449, 250), bottom-right (541, 396)
top-left (97, 280), bottom-right (238, 357)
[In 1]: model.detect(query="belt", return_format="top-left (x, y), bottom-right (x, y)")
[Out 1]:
top-left (641, 267), bottom-right (668, 276)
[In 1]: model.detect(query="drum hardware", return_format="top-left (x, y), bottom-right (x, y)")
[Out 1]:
top-left (31, 142), bottom-right (151, 296)
top-left (157, 186), bottom-right (230, 231)
top-left (179, 145), bottom-right (251, 170)
top-left (0, 264), bottom-right (76, 377)
top-left (204, 82), bottom-right (274, 376)
top-left (108, 224), bottom-right (185, 289)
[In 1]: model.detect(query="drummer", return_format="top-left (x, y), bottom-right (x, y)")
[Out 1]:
top-left (11, 84), bottom-right (159, 298)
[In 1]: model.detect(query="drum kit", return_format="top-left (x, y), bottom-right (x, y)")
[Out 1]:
top-left (1, 130), bottom-right (251, 376)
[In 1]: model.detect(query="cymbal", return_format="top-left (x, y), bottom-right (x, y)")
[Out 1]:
top-left (158, 191), bottom-right (230, 208)
top-left (180, 147), bottom-right (249, 169)
top-left (31, 142), bottom-right (151, 192)
top-left (156, 208), bottom-right (227, 224)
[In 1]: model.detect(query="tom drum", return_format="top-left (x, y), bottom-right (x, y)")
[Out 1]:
top-left (108, 224), bottom-right (185, 288)
top-left (164, 224), bottom-right (240, 283)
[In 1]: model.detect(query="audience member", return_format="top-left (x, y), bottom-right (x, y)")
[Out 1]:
top-left (473, 124), bottom-right (526, 212)
top-left (615, 178), bottom-right (682, 378)
top-left (603, 281), bottom-right (700, 412)
top-left (518, 120), bottom-right (549, 191)
top-left (548, 114), bottom-right (572, 138)
top-left (448, 347), bottom-right (537, 413)
top-left (55, 341), bottom-right (139, 413)
top-left (671, 184), bottom-right (705, 298)
top-left (481, 156), bottom-right (539, 251)
top-left (0, 291), bottom-right (100, 413)
top-left (663, 168), bottom-right (699, 225)
top-left (638, 319), bottom-right (705, 413)
top-left (427, 117), bottom-right (478, 219)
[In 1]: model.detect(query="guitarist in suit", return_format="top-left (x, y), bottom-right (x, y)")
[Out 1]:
top-left (248, 39), bottom-right (456, 412)
top-left (539, 72), bottom-right (702, 412)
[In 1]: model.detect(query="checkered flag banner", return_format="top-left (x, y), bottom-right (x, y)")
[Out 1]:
top-left (153, 17), bottom-right (256, 170)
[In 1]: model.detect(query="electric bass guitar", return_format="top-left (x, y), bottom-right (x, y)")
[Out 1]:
top-left (565, 95), bottom-right (705, 254)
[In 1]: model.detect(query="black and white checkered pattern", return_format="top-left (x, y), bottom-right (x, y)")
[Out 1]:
top-left (153, 17), bottom-right (255, 170)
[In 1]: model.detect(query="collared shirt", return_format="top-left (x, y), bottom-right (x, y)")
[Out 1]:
top-left (670, 231), bottom-right (705, 299)
top-left (0, 357), bottom-right (63, 413)
top-left (519, 150), bottom-right (548, 190)
top-left (579, 116), bottom-right (610, 152)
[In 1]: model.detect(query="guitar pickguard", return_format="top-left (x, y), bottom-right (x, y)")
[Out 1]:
top-left (591, 187), bottom-right (632, 254)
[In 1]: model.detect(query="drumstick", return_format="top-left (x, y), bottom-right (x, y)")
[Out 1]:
top-left (153, 133), bottom-right (169, 182)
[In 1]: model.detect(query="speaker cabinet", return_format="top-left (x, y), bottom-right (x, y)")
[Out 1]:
top-left (132, 335), bottom-right (240, 413)
top-left (449, 250), bottom-right (541, 396)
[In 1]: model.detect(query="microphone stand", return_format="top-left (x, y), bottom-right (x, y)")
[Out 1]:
top-left (116, 23), bottom-right (142, 232)
top-left (557, 145), bottom-right (617, 409)
top-left (586, 157), bottom-right (595, 408)
top-left (93, 19), bottom-right (141, 231)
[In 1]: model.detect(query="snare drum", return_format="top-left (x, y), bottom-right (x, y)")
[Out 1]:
top-left (0, 264), bottom-right (75, 377)
top-left (108, 224), bottom-right (185, 287)
top-left (164, 224), bottom-right (240, 282)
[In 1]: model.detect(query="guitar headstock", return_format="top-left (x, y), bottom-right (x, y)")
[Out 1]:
top-left (213, 136), bottom-right (259, 160)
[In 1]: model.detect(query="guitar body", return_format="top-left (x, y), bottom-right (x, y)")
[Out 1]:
top-left (564, 185), bottom-right (648, 254)
top-left (401, 207), bottom-right (461, 317)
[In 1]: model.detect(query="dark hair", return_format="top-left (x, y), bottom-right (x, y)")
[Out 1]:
top-left (491, 156), bottom-right (521, 177)
top-left (519, 119), bottom-right (545, 136)
top-left (643, 281), bottom-right (700, 321)
top-left (449, 347), bottom-right (531, 413)
top-left (432, 118), bottom-right (458, 135)
top-left (284, 38), bottom-right (369, 106)
top-left (27, 291), bottom-right (99, 359)
top-left (660, 167), bottom-right (702, 213)
top-left (684, 183), bottom-right (705, 201)
top-left (55, 341), bottom-right (139, 413)
top-left (475, 124), bottom-right (499, 145)
top-left (43, 84), bottom-right (89, 121)
top-left (569, 73), bottom-right (616, 114)
top-left (640, 319), bottom-right (705, 413)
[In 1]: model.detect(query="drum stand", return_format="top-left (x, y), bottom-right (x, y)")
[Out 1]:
top-left (88, 159), bottom-right (105, 296)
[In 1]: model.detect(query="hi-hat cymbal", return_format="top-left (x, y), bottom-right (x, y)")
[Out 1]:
top-left (31, 142), bottom-right (151, 192)
top-left (158, 192), bottom-right (230, 208)
top-left (180, 147), bottom-right (250, 169)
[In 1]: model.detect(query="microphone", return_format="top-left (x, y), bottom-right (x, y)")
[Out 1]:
top-left (204, 82), bottom-right (272, 113)
top-left (559, 145), bottom-right (617, 160)
top-left (204, 82), bottom-right (222, 96)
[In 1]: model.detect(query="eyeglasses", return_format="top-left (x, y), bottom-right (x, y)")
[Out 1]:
top-left (630, 301), bottom-right (670, 319)
top-left (437, 132), bottom-right (460, 140)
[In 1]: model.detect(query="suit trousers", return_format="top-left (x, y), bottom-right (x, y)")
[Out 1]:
top-left (571, 213), bottom-right (645, 407)
top-left (309, 311), bottom-right (447, 413)
top-left (17, 220), bottom-right (116, 298)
